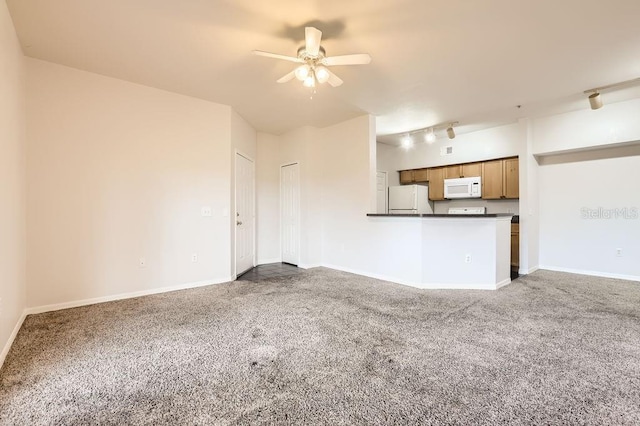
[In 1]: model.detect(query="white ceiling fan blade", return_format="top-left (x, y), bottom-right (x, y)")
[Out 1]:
top-left (276, 69), bottom-right (297, 83)
top-left (305, 27), bottom-right (322, 56)
top-left (323, 54), bottom-right (372, 66)
top-left (253, 50), bottom-right (302, 63)
top-left (327, 70), bottom-right (343, 87)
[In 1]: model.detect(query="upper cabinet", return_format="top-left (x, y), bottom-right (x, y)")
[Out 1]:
top-left (503, 158), bottom-right (519, 199)
top-left (427, 168), bottom-right (445, 200)
top-left (413, 168), bottom-right (429, 182)
top-left (462, 162), bottom-right (482, 178)
top-left (399, 170), bottom-right (414, 184)
top-left (444, 165), bottom-right (462, 179)
top-left (397, 156), bottom-right (519, 200)
top-left (445, 163), bottom-right (482, 179)
top-left (399, 168), bottom-right (429, 184)
top-left (481, 157), bottom-right (519, 199)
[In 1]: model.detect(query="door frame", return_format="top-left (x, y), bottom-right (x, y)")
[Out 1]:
top-left (234, 149), bottom-right (256, 278)
top-left (376, 170), bottom-right (388, 214)
top-left (280, 161), bottom-right (301, 266)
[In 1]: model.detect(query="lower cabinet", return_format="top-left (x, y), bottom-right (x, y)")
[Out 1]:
top-left (511, 223), bottom-right (519, 269)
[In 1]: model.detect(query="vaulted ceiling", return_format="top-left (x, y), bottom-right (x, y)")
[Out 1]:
top-left (7, 0), bottom-right (640, 142)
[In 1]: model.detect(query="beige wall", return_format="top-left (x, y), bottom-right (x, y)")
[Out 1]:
top-left (26, 58), bottom-right (235, 308)
top-left (255, 116), bottom-right (375, 270)
top-left (0, 1), bottom-right (27, 364)
top-left (255, 133), bottom-right (281, 264)
top-left (230, 109), bottom-right (257, 275)
top-left (255, 126), bottom-right (324, 268)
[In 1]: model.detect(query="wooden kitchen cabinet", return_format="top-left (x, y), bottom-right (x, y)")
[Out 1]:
top-left (399, 170), bottom-right (414, 184)
top-left (482, 157), bottom-right (519, 199)
top-left (504, 158), bottom-right (519, 199)
top-left (427, 167), bottom-right (445, 200)
top-left (482, 160), bottom-right (504, 199)
top-left (445, 165), bottom-right (462, 179)
top-left (462, 162), bottom-right (482, 178)
top-left (413, 168), bottom-right (429, 182)
top-left (400, 156), bottom-right (518, 199)
top-left (444, 163), bottom-right (482, 179)
top-left (511, 223), bottom-right (519, 269)
top-left (400, 169), bottom-right (428, 184)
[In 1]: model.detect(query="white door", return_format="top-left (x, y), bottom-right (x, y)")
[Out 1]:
top-left (235, 153), bottom-right (255, 275)
top-left (281, 163), bottom-right (300, 265)
top-left (376, 171), bottom-right (388, 213)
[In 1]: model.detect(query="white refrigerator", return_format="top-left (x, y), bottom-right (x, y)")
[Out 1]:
top-left (388, 184), bottom-right (433, 214)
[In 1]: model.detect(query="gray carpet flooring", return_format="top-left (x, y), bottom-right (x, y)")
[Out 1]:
top-left (1, 268), bottom-right (639, 425)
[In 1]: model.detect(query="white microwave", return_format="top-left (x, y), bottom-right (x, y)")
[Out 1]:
top-left (444, 176), bottom-right (482, 199)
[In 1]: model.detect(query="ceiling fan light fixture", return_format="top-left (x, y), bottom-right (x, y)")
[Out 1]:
top-left (295, 64), bottom-right (310, 81)
top-left (315, 65), bottom-right (330, 84)
top-left (303, 73), bottom-right (316, 88)
top-left (253, 26), bottom-right (371, 90)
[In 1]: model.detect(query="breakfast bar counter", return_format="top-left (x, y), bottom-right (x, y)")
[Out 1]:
top-left (364, 213), bottom-right (513, 290)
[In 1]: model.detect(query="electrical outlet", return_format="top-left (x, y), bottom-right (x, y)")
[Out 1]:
top-left (465, 254), bottom-right (472, 263)
top-left (139, 257), bottom-right (146, 268)
top-left (201, 207), bottom-right (212, 217)
top-left (191, 253), bottom-right (198, 262)
top-left (616, 248), bottom-right (623, 257)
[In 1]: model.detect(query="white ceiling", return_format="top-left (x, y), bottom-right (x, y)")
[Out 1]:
top-left (7, 0), bottom-right (640, 142)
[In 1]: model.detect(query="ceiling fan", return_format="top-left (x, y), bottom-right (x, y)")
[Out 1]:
top-left (253, 27), bottom-right (371, 88)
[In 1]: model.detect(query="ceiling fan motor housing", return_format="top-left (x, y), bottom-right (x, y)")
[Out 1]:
top-left (297, 46), bottom-right (326, 62)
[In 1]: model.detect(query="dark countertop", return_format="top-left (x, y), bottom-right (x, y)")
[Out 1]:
top-left (367, 213), bottom-right (514, 218)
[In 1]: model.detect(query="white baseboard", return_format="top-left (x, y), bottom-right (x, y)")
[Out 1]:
top-left (322, 263), bottom-right (507, 291)
top-left (322, 263), bottom-right (423, 288)
top-left (26, 277), bottom-right (232, 315)
top-left (298, 263), bottom-right (321, 270)
top-left (1, 310), bottom-right (27, 370)
top-left (257, 258), bottom-right (281, 265)
top-left (519, 266), bottom-right (539, 275)
top-left (538, 266), bottom-right (640, 282)
top-left (495, 278), bottom-right (513, 289)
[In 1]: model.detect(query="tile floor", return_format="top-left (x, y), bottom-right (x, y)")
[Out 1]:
top-left (239, 263), bottom-right (519, 284)
top-left (237, 262), bottom-right (302, 282)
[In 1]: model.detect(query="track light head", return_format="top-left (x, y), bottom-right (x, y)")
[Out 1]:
top-left (425, 128), bottom-right (436, 143)
top-left (401, 134), bottom-right (413, 149)
top-left (588, 91), bottom-right (603, 110)
top-left (446, 125), bottom-right (456, 140)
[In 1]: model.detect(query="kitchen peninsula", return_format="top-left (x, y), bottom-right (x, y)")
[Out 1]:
top-left (366, 213), bottom-right (513, 290)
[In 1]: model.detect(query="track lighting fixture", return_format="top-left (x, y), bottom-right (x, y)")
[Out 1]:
top-left (446, 124), bottom-right (456, 140)
top-left (584, 77), bottom-right (640, 110)
top-left (394, 121), bottom-right (459, 146)
top-left (401, 134), bottom-right (413, 149)
top-left (425, 128), bottom-right (436, 143)
top-left (588, 92), bottom-right (603, 110)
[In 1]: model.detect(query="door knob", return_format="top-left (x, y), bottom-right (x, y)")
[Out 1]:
top-left (237, 221), bottom-right (243, 225)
